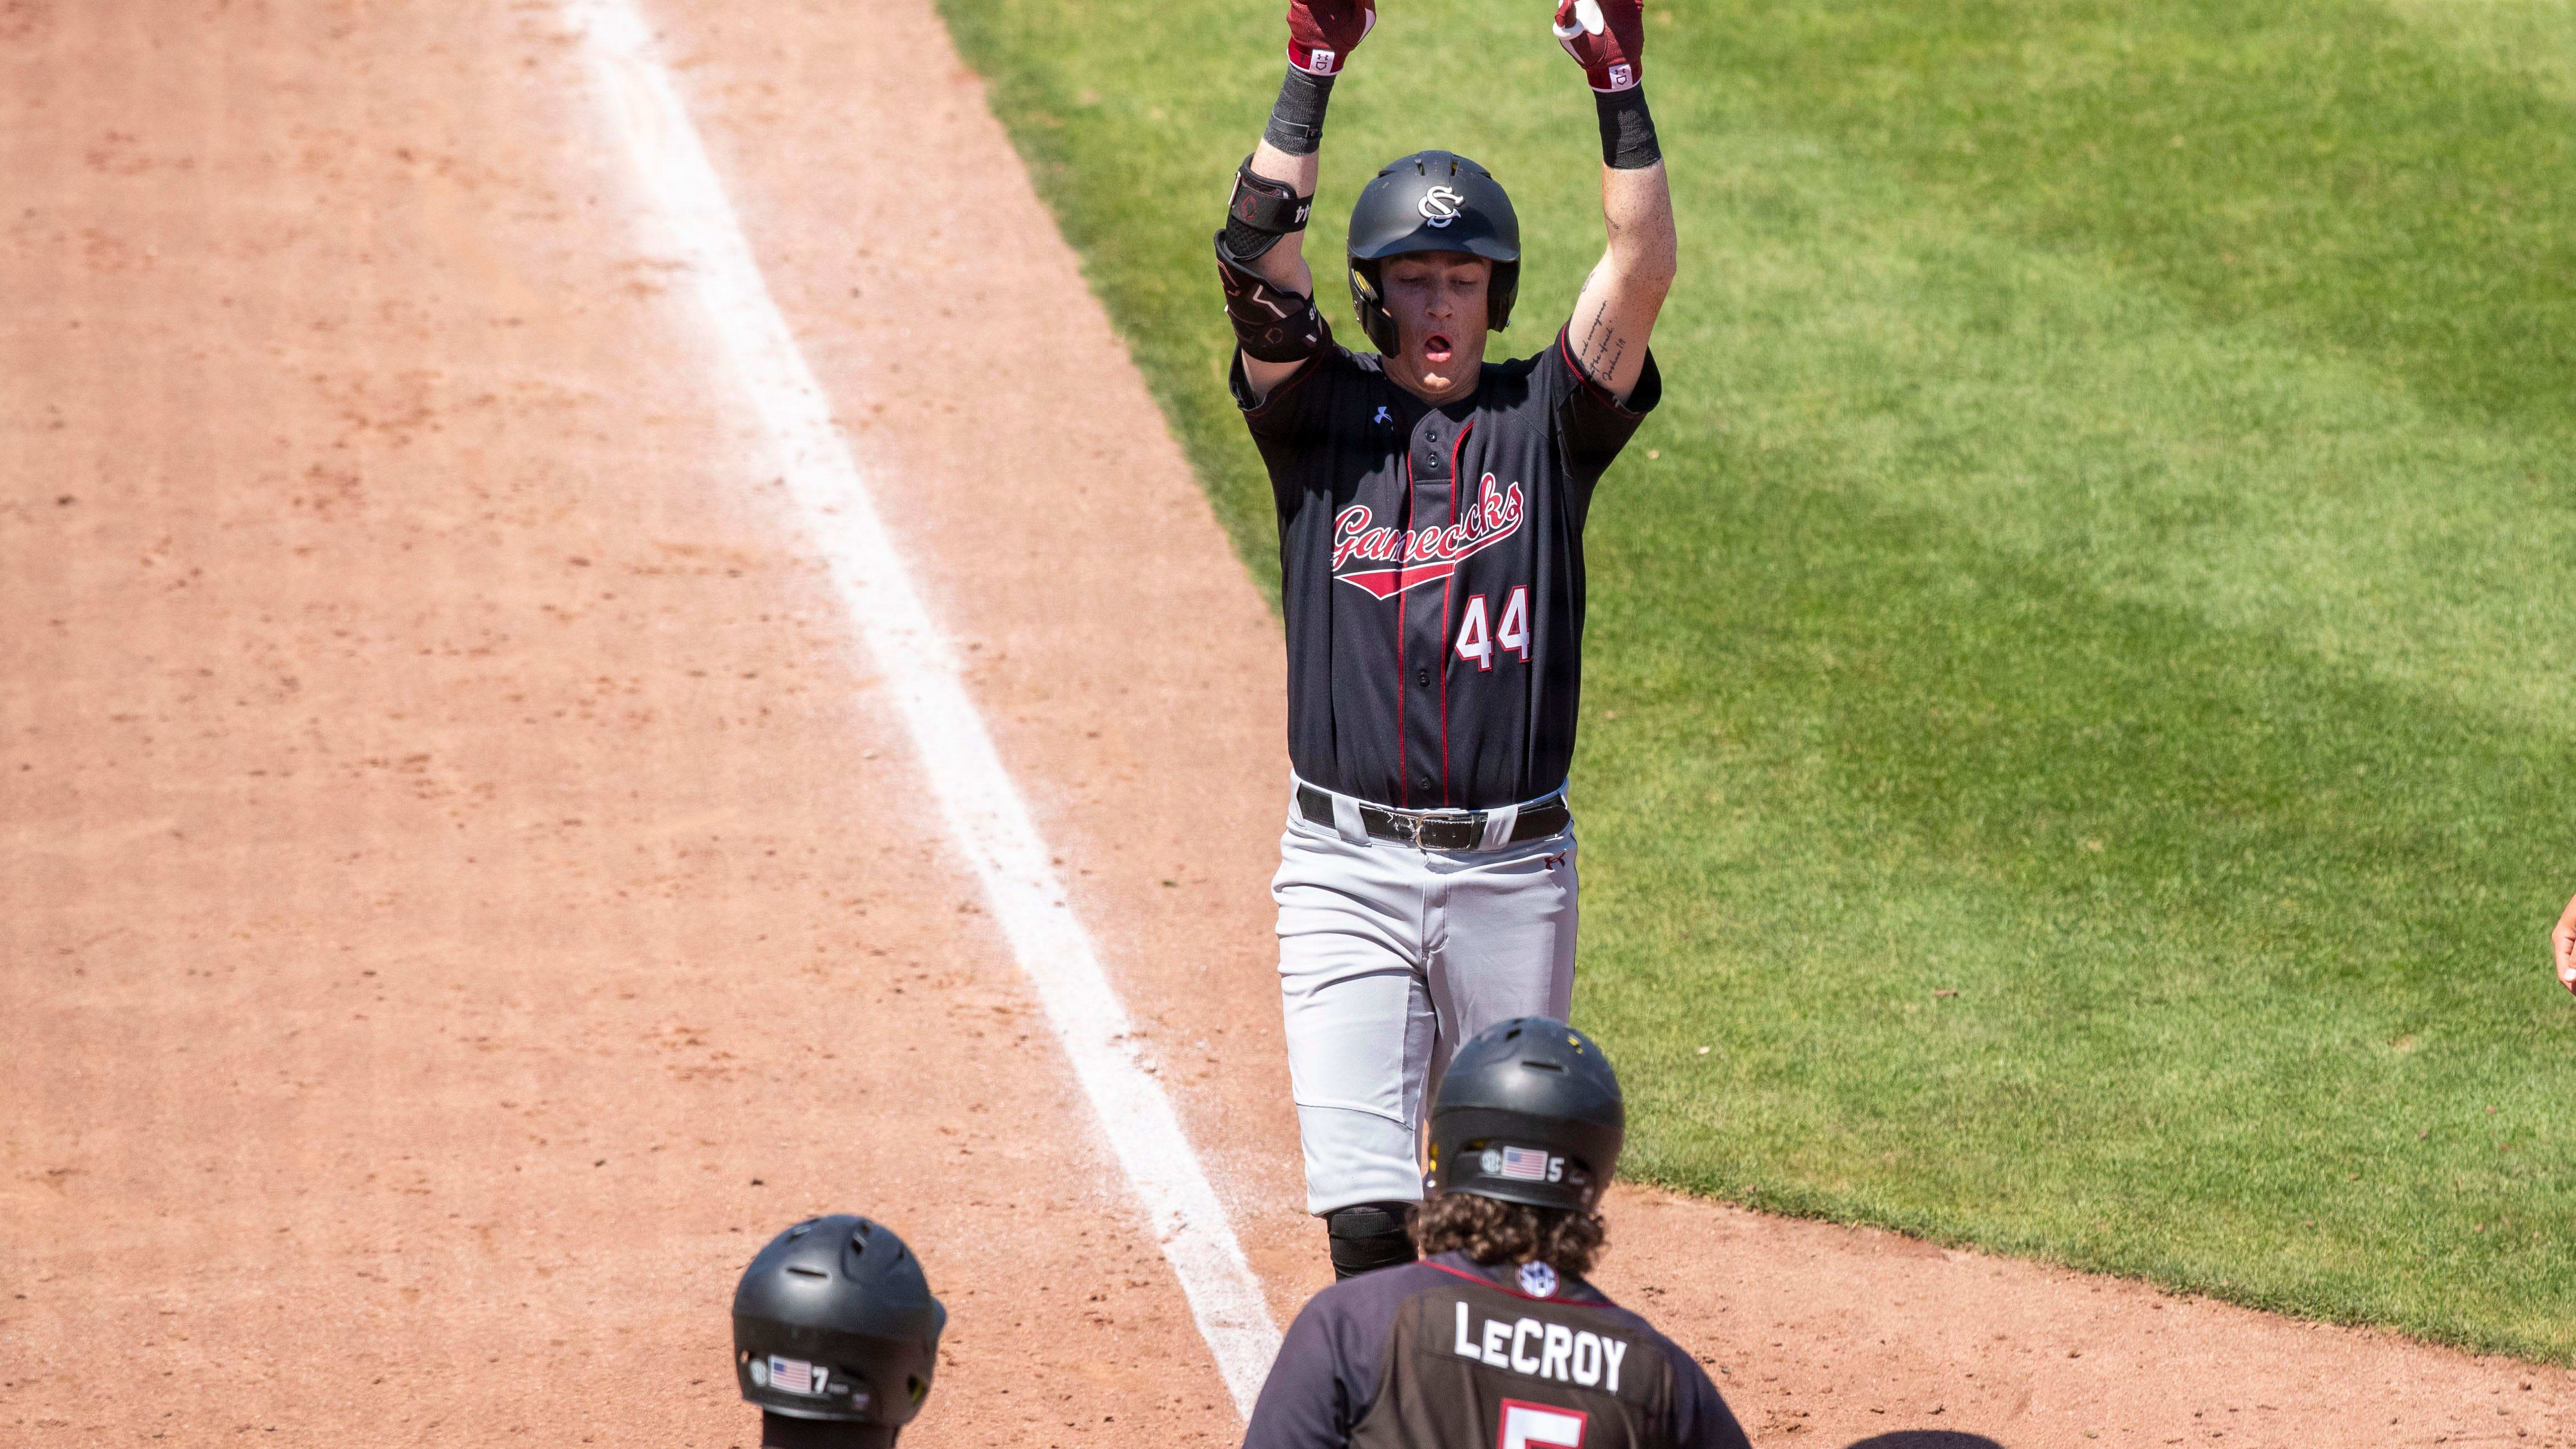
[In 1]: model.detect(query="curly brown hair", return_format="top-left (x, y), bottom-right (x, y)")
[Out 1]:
top-left (1409, 1191), bottom-right (1607, 1278)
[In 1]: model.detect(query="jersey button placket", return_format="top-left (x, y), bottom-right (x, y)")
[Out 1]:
top-left (1401, 412), bottom-right (1463, 804)
top-left (1404, 414), bottom-right (1459, 808)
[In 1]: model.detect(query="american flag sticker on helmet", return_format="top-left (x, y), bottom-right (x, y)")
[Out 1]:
top-left (768, 1355), bottom-right (822, 1395)
top-left (1499, 1145), bottom-right (1552, 1181)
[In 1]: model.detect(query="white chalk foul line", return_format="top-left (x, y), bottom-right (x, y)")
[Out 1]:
top-left (564, 0), bottom-right (1283, 1418)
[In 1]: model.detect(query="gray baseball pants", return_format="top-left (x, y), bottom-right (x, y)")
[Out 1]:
top-left (1272, 779), bottom-right (1579, 1216)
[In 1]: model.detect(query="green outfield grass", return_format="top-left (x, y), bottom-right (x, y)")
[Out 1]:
top-left (933, 0), bottom-right (2576, 1358)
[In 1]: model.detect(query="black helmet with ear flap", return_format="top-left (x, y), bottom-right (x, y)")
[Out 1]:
top-left (1427, 1017), bottom-right (1624, 1214)
top-left (733, 1215), bottom-right (945, 1447)
top-left (1346, 150), bottom-right (1521, 354)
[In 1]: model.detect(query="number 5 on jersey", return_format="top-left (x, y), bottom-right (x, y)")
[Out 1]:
top-left (1498, 1398), bottom-right (1587, 1449)
top-left (1456, 587), bottom-right (1532, 671)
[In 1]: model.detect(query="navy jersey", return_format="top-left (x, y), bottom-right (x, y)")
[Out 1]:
top-left (1231, 330), bottom-right (1662, 811)
top-left (1240, 1251), bottom-right (1748, 1449)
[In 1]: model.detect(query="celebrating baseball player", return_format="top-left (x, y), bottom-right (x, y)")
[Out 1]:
top-left (1216, 0), bottom-right (1677, 1277)
top-left (1241, 1018), bottom-right (1750, 1448)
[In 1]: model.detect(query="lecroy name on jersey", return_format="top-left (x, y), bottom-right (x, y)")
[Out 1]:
top-left (1452, 1301), bottom-right (1631, 1393)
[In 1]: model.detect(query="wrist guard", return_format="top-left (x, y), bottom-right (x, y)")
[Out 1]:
top-left (1216, 234), bottom-right (1333, 364)
top-left (1263, 66), bottom-right (1336, 156)
top-left (1596, 86), bottom-right (1661, 169)
top-left (1222, 158), bottom-right (1313, 262)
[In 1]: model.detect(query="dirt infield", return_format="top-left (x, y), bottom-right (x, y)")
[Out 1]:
top-left (3, 1), bottom-right (2570, 1446)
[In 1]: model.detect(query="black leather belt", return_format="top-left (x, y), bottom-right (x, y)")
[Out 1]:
top-left (1296, 784), bottom-right (1571, 852)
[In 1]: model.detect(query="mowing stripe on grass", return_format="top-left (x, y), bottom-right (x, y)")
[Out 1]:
top-left (563, 0), bottom-right (1282, 1413)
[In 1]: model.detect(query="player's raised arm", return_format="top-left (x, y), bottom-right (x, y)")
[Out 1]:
top-left (1219, 0), bottom-right (1375, 401)
top-left (1555, 0), bottom-right (1676, 404)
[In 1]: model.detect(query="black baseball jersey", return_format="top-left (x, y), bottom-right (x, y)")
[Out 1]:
top-left (1241, 1251), bottom-right (1749, 1449)
top-left (1231, 329), bottom-right (1662, 811)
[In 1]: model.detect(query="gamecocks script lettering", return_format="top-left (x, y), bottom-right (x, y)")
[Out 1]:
top-left (1331, 474), bottom-right (1525, 600)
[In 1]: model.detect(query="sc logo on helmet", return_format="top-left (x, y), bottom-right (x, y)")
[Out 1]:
top-left (1418, 184), bottom-right (1465, 228)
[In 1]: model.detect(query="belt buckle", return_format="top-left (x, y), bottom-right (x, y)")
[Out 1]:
top-left (1412, 809), bottom-right (1481, 851)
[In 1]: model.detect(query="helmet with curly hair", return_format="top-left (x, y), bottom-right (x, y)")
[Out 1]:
top-left (1427, 1017), bottom-right (1624, 1213)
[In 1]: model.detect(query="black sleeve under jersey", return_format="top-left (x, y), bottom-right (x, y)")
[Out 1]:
top-left (1538, 326), bottom-right (1663, 482)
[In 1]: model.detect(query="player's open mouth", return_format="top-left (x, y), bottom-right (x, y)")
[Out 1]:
top-left (1423, 333), bottom-right (1455, 365)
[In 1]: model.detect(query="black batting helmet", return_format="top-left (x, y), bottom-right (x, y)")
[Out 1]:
top-left (1427, 1018), bottom-right (1624, 1213)
top-left (733, 1215), bottom-right (945, 1447)
top-left (1346, 150), bottom-right (1521, 355)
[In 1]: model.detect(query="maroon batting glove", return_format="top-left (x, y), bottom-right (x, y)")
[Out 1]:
top-left (1553, 0), bottom-right (1643, 91)
top-left (1287, 0), bottom-right (1376, 76)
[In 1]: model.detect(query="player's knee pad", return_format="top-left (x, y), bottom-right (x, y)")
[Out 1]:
top-left (1217, 235), bottom-right (1334, 365)
top-left (1326, 1201), bottom-right (1418, 1280)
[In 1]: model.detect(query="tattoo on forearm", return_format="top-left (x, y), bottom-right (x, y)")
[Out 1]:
top-left (1576, 301), bottom-right (1625, 382)
top-left (1579, 301), bottom-right (1610, 350)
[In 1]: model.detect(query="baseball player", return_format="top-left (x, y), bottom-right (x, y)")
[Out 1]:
top-left (1241, 1017), bottom-right (1751, 1448)
top-left (732, 1214), bottom-right (947, 1448)
top-left (1216, 0), bottom-right (1676, 1277)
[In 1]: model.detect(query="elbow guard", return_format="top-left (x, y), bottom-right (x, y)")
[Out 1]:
top-left (1222, 157), bottom-right (1312, 262)
top-left (1217, 234), bottom-right (1333, 364)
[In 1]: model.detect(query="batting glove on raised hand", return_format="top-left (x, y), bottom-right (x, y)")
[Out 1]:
top-left (1554, 0), bottom-right (1643, 91)
top-left (1287, 0), bottom-right (1376, 76)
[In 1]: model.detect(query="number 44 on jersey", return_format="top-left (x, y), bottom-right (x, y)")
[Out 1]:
top-left (1456, 587), bottom-right (1532, 671)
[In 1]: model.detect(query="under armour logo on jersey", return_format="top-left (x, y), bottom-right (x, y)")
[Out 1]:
top-left (1373, 405), bottom-right (1394, 426)
top-left (1418, 184), bottom-right (1464, 227)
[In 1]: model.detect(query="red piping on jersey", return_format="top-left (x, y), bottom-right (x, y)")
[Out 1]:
top-left (1438, 419), bottom-right (1474, 807)
top-left (1556, 326), bottom-right (1643, 417)
top-left (1437, 577), bottom-right (1448, 807)
top-left (1396, 446), bottom-right (1413, 808)
top-left (1556, 327), bottom-right (1611, 403)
